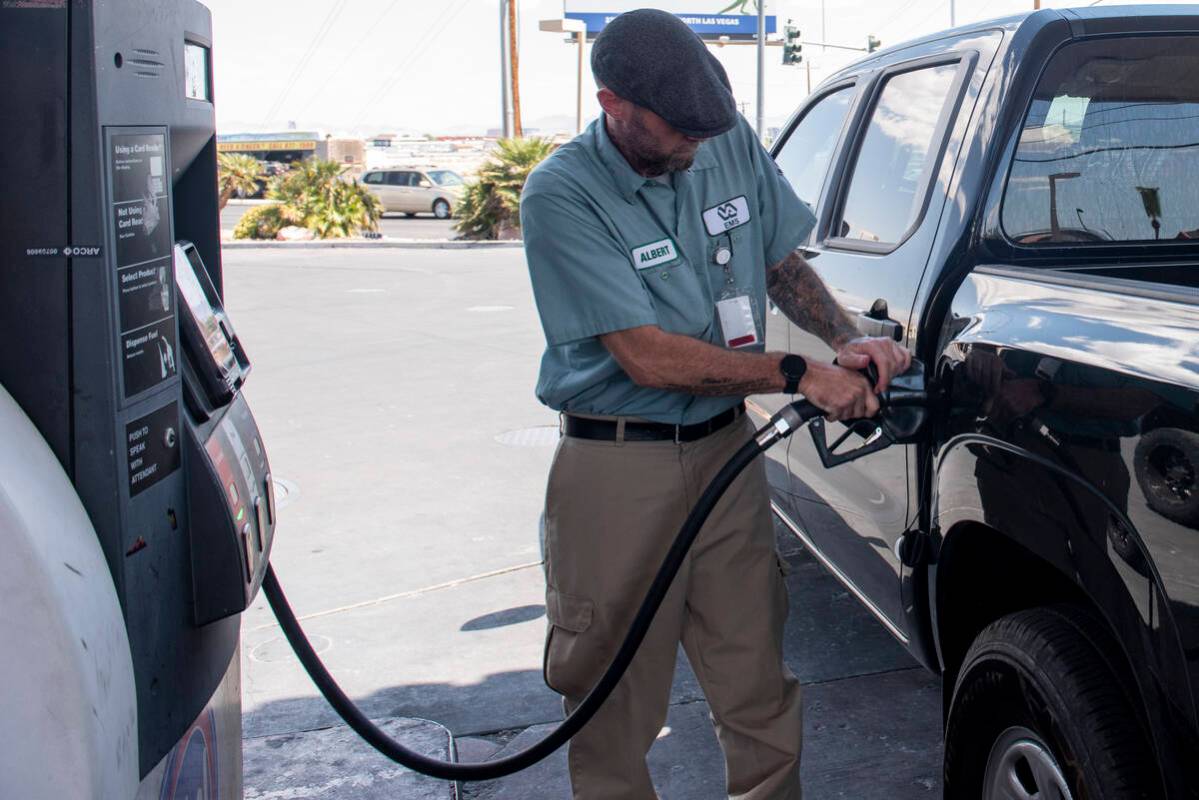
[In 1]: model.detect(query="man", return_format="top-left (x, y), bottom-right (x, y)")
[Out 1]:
top-left (520, 10), bottom-right (910, 799)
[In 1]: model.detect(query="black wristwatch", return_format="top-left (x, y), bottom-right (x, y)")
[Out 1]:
top-left (779, 354), bottom-right (807, 395)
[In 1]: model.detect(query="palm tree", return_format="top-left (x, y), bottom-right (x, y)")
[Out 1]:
top-left (266, 158), bottom-right (381, 239)
top-left (454, 137), bottom-right (555, 240)
top-left (217, 153), bottom-right (265, 210)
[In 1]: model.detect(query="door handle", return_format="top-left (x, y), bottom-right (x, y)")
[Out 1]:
top-left (857, 298), bottom-right (903, 342)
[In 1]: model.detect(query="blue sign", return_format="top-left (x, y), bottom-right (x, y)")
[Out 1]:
top-left (566, 11), bottom-right (776, 38)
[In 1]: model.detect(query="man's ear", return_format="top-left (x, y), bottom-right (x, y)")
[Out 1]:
top-left (597, 87), bottom-right (630, 121)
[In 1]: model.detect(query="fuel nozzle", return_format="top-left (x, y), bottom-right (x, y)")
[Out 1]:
top-left (808, 360), bottom-right (931, 468)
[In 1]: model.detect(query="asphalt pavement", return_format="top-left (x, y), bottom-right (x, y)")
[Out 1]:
top-left (226, 246), bottom-right (944, 799)
top-left (221, 200), bottom-right (457, 240)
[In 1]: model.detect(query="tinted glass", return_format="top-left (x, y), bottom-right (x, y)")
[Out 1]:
top-left (775, 85), bottom-right (855, 216)
top-left (427, 170), bottom-right (464, 186)
top-left (837, 63), bottom-right (959, 246)
top-left (1003, 37), bottom-right (1199, 244)
top-left (363, 172), bottom-right (382, 184)
top-left (386, 172), bottom-right (408, 186)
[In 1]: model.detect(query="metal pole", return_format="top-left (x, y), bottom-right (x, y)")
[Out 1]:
top-left (806, 59), bottom-right (811, 94)
top-left (576, 31), bottom-right (584, 134)
top-left (500, 0), bottom-right (512, 138)
top-left (509, 0), bottom-right (522, 137)
top-left (821, 0), bottom-right (826, 51)
top-left (950, 0), bottom-right (956, 26)
top-left (755, 0), bottom-right (765, 140)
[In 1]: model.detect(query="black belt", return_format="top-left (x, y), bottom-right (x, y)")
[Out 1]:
top-left (563, 403), bottom-right (744, 443)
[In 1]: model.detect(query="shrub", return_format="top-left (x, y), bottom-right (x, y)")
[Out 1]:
top-left (267, 159), bottom-right (381, 239)
top-left (454, 137), bottom-right (555, 240)
top-left (232, 203), bottom-right (285, 240)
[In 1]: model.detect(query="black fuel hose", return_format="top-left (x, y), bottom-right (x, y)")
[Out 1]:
top-left (262, 398), bottom-right (823, 781)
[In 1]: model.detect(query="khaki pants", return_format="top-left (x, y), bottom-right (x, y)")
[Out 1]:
top-left (543, 415), bottom-right (802, 800)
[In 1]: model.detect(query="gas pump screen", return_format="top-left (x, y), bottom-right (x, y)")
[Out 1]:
top-left (173, 243), bottom-right (237, 388)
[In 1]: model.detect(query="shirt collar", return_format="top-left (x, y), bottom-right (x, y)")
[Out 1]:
top-left (593, 114), bottom-right (717, 203)
top-left (595, 114), bottom-right (649, 203)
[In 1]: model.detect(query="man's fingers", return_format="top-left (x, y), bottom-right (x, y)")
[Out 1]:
top-left (864, 391), bottom-right (881, 418)
top-left (838, 352), bottom-right (870, 370)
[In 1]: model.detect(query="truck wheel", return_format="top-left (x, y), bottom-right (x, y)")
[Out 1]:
top-left (1133, 428), bottom-right (1199, 526)
top-left (944, 605), bottom-right (1160, 800)
top-left (433, 198), bottom-right (451, 219)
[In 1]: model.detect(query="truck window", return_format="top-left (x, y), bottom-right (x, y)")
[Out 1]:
top-left (775, 84), bottom-right (855, 218)
top-left (834, 62), bottom-right (960, 247)
top-left (1002, 36), bottom-right (1199, 245)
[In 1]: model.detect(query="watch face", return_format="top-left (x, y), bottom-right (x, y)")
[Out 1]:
top-left (782, 355), bottom-right (806, 379)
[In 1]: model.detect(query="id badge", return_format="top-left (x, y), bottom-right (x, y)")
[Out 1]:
top-left (716, 293), bottom-right (759, 348)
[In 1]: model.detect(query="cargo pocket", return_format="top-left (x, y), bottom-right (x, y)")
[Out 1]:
top-left (542, 586), bottom-right (595, 697)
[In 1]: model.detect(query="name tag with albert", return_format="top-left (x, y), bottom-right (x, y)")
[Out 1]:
top-left (702, 195), bottom-right (751, 236)
top-left (631, 238), bottom-right (679, 270)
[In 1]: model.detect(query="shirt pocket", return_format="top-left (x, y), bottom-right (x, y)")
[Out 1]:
top-left (636, 253), bottom-right (712, 338)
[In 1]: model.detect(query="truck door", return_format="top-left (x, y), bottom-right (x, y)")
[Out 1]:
top-left (772, 38), bottom-right (994, 638)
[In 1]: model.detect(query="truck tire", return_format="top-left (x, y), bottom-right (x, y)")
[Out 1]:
top-left (944, 605), bottom-right (1160, 800)
top-left (1133, 428), bottom-right (1199, 526)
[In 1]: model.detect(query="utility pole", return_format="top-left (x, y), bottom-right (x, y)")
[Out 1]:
top-left (821, 0), bottom-right (826, 52)
top-left (499, 0), bottom-right (512, 138)
top-left (755, 0), bottom-right (765, 140)
top-left (508, 0), bottom-right (522, 137)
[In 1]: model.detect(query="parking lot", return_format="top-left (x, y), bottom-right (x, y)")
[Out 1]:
top-left (228, 246), bottom-right (944, 799)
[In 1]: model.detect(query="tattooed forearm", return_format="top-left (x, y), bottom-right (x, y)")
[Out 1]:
top-left (765, 250), bottom-right (858, 349)
top-left (601, 325), bottom-right (787, 397)
top-left (664, 376), bottom-right (782, 397)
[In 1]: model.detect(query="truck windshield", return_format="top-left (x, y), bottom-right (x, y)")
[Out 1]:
top-left (1002, 36), bottom-right (1199, 245)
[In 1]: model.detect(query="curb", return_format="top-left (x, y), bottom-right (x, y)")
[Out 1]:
top-left (221, 239), bottom-right (523, 251)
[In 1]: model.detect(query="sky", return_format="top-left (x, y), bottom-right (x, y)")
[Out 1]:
top-left (202, 0), bottom-right (1189, 136)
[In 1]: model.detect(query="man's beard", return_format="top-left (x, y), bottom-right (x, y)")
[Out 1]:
top-left (623, 112), bottom-right (699, 176)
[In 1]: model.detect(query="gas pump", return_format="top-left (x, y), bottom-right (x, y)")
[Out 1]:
top-left (0, 1), bottom-right (270, 796)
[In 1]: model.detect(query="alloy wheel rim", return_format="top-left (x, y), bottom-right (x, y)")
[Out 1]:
top-left (1149, 445), bottom-right (1194, 502)
top-left (434, 201), bottom-right (449, 218)
top-left (982, 726), bottom-right (1073, 800)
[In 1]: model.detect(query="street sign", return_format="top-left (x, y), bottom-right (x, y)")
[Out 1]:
top-left (564, 1), bottom-right (775, 40)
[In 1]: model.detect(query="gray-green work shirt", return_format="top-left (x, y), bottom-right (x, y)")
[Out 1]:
top-left (521, 114), bottom-right (815, 425)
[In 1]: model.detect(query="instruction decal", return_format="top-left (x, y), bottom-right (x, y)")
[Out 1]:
top-left (109, 131), bottom-right (177, 398)
top-left (126, 401), bottom-right (180, 497)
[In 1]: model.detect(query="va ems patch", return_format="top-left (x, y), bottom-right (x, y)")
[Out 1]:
top-left (702, 195), bottom-right (751, 235)
top-left (631, 238), bottom-right (679, 269)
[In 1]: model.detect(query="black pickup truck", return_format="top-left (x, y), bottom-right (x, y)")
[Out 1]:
top-left (756, 6), bottom-right (1199, 798)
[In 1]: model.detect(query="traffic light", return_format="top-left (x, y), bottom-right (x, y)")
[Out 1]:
top-left (867, 34), bottom-right (881, 53)
top-left (783, 21), bottom-right (802, 65)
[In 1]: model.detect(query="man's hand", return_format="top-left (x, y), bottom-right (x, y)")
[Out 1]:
top-left (798, 361), bottom-right (879, 422)
top-left (834, 337), bottom-right (912, 393)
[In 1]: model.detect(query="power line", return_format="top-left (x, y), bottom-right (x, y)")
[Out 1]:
top-left (261, 0), bottom-right (351, 126)
top-left (349, 0), bottom-right (473, 129)
top-left (293, 0), bottom-right (408, 121)
top-left (893, 0), bottom-right (950, 41)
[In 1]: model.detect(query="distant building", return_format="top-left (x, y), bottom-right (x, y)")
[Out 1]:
top-left (216, 131), bottom-right (326, 163)
top-left (327, 138), bottom-right (365, 166)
